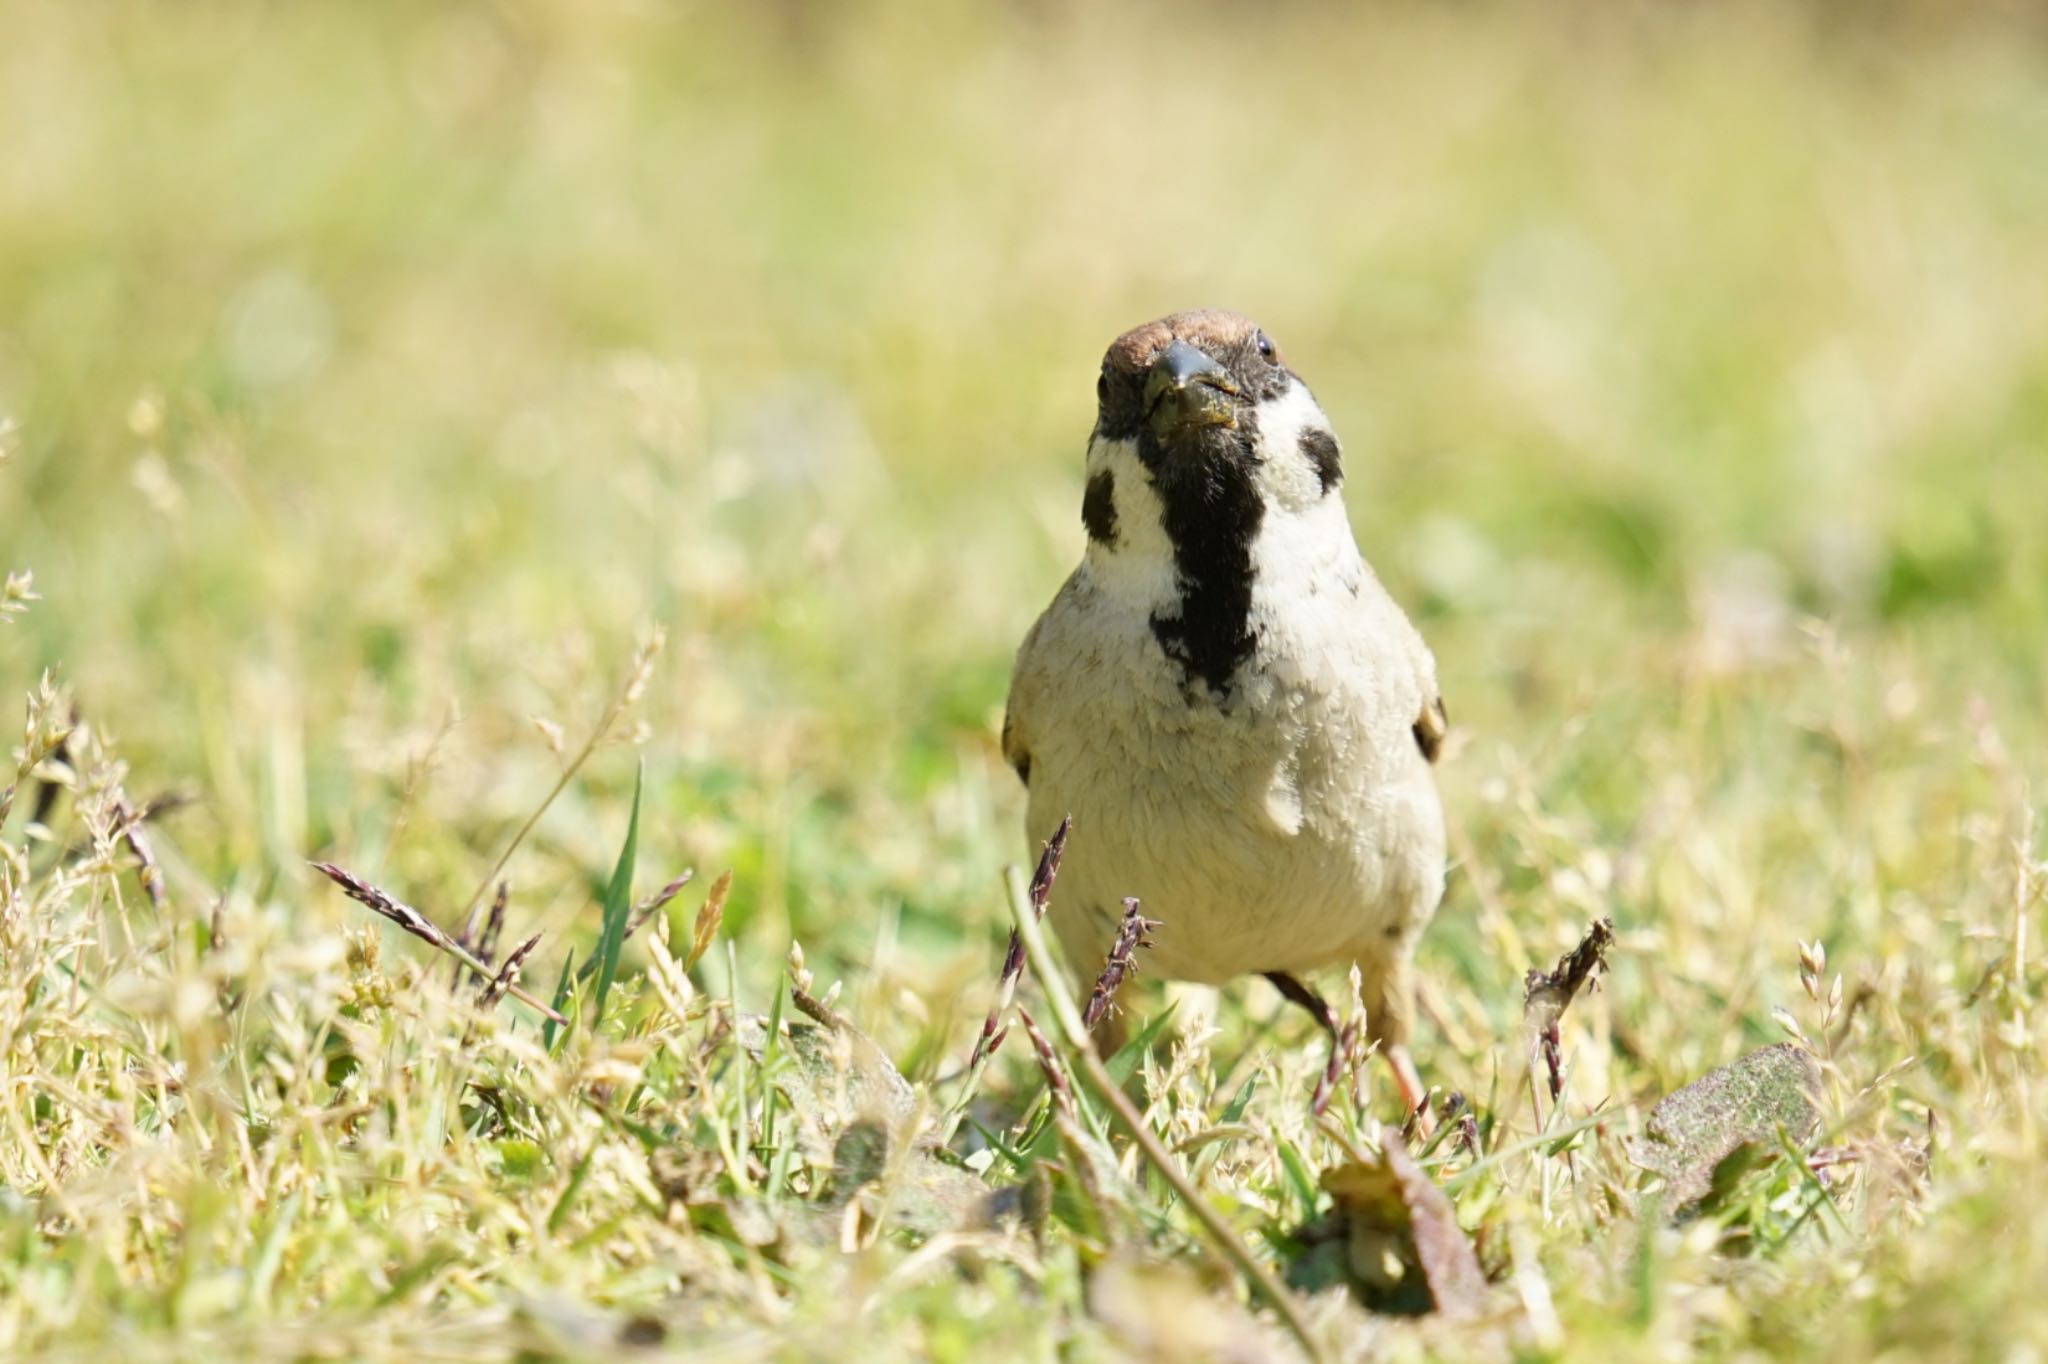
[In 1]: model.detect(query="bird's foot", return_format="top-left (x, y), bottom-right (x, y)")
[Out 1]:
top-left (1310, 1019), bottom-right (1359, 1116)
top-left (1388, 1044), bottom-right (1436, 1140)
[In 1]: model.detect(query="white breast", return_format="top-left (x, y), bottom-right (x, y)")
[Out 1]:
top-left (1013, 473), bottom-right (1445, 986)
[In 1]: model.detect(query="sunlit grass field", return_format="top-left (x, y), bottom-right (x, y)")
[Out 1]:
top-left (4, 2), bottom-right (2047, 1359)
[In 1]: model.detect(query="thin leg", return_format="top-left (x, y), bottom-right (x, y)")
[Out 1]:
top-left (1264, 971), bottom-right (1339, 1034)
top-left (1387, 1044), bottom-right (1434, 1137)
top-left (1265, 971), bottom-right (1352, 1116)
top-left (1267, 971), bottom-right (1434, 1130)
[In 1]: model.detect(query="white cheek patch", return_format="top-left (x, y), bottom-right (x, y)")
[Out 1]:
top-left (1081, 434), bottom-right (1180, 611)
top-left (1245, 381), bottom-right (1368, 631)
top-left (1250, 381), bottom-right (1340, 515)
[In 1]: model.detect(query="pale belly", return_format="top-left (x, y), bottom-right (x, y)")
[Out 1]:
top-left (1022, 668), bottom-right (1445, 986)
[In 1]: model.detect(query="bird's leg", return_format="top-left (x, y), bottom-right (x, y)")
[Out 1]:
top-left (1368, 958), bottom-right (1436, 1138)
top-left (1387, 1043), bottom-right (1431, 1133)
top-left (1264, 972), bottom-right (1352, 1116)
top-left (1264, 970), bottom-right (1339, 1034)
top-left (1266, 971), bottom-right (1434, 1131)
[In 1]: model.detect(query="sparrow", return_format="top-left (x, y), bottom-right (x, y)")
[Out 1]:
top-left (1002, 310), bottom-right (1448, 1117)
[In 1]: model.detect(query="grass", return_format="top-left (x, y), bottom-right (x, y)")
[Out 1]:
top-left (3, 1), bottom-right (2047, 1358)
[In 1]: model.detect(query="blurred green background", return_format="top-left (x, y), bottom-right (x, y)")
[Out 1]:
top-left (4, 1), bottom-right (2045, 1070)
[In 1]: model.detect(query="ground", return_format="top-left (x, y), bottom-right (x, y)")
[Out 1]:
top-left (2, 3), bottom-right (2045, 1360)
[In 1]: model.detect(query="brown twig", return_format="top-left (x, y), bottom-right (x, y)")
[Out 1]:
top-left (311, 861), bottom-right (568, 1024)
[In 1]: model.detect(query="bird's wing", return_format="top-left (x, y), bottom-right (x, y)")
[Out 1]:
top-left (1413, 693), bottom-right (1449, 764)
top-left (1001, 614), bottom-right (1048, 788)
top-left (1360, 579), bottom-right (1447, 766)
top-left (1001, 705), bottom-right (1032, 787)
top-left (1400, 613), bottom-right (1448, 764)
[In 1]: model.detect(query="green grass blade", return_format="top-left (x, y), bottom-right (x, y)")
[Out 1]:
top-left (590, 762), bottom-right (644, 1028)
top-left (1220, 1073), bottom-right (1260, 1125)
top-left (1105, 1001), bottom-right (1179, 1086)
top-left (1275, 1136), bottom-right (1321, 1220)
top-left (547, 1146), bottom-right (599, 1236)
top-left (543, 948), bottom-right (576, 1052)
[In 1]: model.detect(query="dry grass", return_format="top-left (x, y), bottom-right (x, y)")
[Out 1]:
top-left (3, 2), bottom-right (2047, 1359)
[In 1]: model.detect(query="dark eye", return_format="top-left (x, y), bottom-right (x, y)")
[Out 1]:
top-left (1097, 371), bottom-right (1109, 403)
top-left (1255, 332), bottom-right (1276, 362)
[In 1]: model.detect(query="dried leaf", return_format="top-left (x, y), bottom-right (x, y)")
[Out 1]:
top-left (1293, 1133), bottom-right (1488, 1319)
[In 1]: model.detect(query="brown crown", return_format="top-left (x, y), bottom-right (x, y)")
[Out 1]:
top-left (1102, 310), bottom-right (1270, 374)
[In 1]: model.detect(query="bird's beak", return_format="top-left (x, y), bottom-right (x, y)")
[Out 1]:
top-left (1143, 339), bottom-right (1240, 439)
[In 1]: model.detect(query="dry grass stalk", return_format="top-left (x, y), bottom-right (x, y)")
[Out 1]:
top-left (636, 868), bottom-right (695, 925)
top-left (479, 931), bottom-right (544, 1009)
top-left (449, 882), bottom-right (494, 993)
top-left (629, 869), bottom-right (694, 943)
top-left (937, 818), bottom-right (1070, 1145)
top-left (1000, 862), bottom-right (1327, 1363)
top-left (687, 870), bottom-right (730, 971)
top-left (573, 870), bottom-right (698, 987)
top-left (311, 861), bottom-right (568, 1024)
top-left (110, 793), bottom-right (166, 912)
top-left (40, 706), bottom-right (170, 912)
top-left (1082, 897), bottom-right (1157, 1030)
top-left (1017, 1006), bottom-right (1075, 1121)
top-left (0, 568), bottom-right (37, 624)
top-left (478, 878), bottom-right (510, 963)
top-left (1, 673), bottom-right (73, 832)
top-left (1445, 1093), bottom-right (1482, 1161)
top-left (970, 815), bottom-right (1068, 1070)
top-left (1523, 917), bottom-right (1615, 1122)
top-left (454, 627), bottom-right (665, 924)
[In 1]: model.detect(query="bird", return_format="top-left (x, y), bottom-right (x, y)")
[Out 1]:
top-left (1002, 309), bottom-right (1448, 1118)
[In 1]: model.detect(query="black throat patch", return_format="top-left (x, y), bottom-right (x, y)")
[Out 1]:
top-left (1299, 428), bottom-right (1342, 496)
top-left (1139, 416), bottom-right (1264, 701)
top-left (1081, 470), bottom-right (1118, 546)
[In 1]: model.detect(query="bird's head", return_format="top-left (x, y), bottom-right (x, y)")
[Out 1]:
top-left (1079, 310), bottom-right (1345, 558)
top-left (1073, 311), bottom-right (1358, 695)
top-left (1099, 311), bottom-right (1274, 446)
